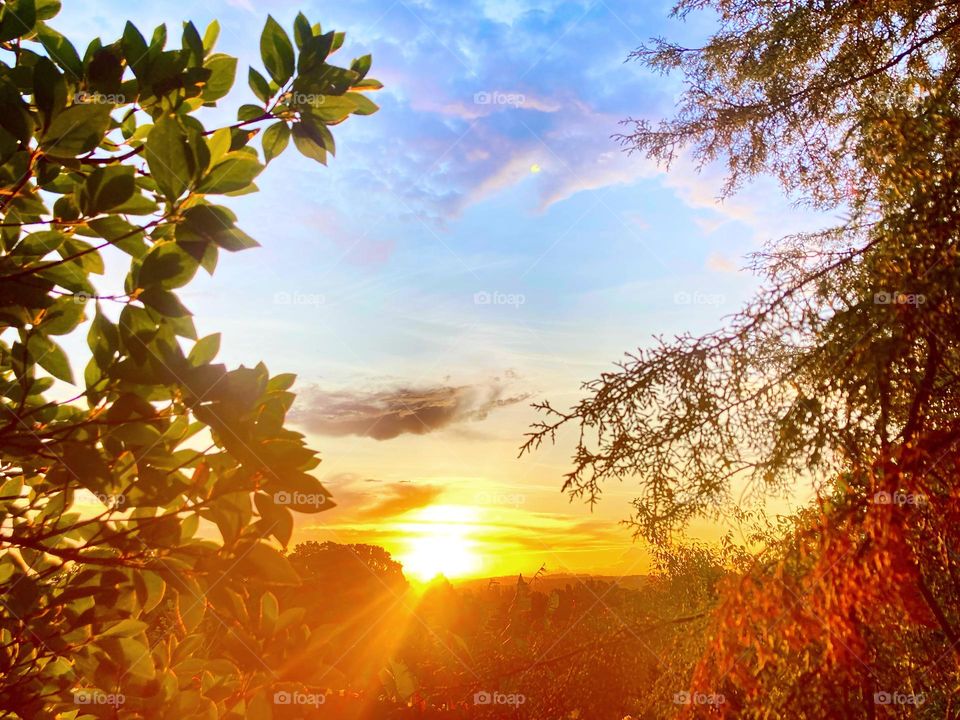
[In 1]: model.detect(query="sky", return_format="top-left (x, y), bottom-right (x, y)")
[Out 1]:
top-left (57, 0), bottom-right (833, 581)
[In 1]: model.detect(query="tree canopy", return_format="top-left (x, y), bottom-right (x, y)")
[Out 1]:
top-left (0, 3), bottom-right (380, 717)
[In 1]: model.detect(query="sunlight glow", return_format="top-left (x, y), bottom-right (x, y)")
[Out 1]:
top-left (395, 505), bottom-right (483, 582)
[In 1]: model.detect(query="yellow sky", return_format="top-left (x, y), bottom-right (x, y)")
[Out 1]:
top-left (291, 396), bottom-right (820, 582)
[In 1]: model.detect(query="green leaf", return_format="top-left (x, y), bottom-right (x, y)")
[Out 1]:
top-left (293, 12), bottom-right (312, 50)
top-left (0, 0), bottom-right (36, 42)
top-left (102, 637), bottom-right (155, 680)
top-left (255, 493), bottom-right (293, 547)
top-left (181, 20), bottom-right (204, 65)
top-left (121, 21), bottom-right (148, 76)
top-left (306, 94), bottom-right (357, 124)
top-left (39, 261), bottom-right (94, 294)
top-left (297, 31), bottom-right (335, 75)
top-left (118, 305), bottom-right (157, 364)
top-left (88, 307), bottom-right (118, 368)
top-left (175, 588), bottom-right (205, 633)
top-left (32, 335), bottom-right (74, 383)
top-left (349, 93), bottom-right (379, 116)
top-left (188, 333), bottom-right (220, 366)
top-left (237, 103), bottom-right (264, 122)
top-left (60, 237), bottom-right (104, 275)
top-left (112, 192), bottom-right (158, 216)
top-left (176, 204), bottom-right (258, 253)
top-left (260, 15), bottom-right (294, 86)
top-left (202, 53), bottom-right (237, 102)
top-left (291, 121), bottom-right (328, 164)
top-left (44, 657), bottom-right (72, 677)
top-left (138, 242), bottom-right (199, 289)
top-left (13, 230), bottom-right (64, 256)
top-left (32, 57), bottom-right (67, 125)
top-left (86, 47), bottom-right (124, 96)
top-left (259, 591), bottom-right (279, 635)
top-left (261, 122), bottom-right (289, 164)
top-left (40, 104), bottom-right (111, 158)
top-left (387, 660), bottom-right (417, 701)
top-left (102, 618), bottom-right (149, 638)
top-left (0, 125), bottom-right (17, 164)
top-left (150, 24), bottom-right (167, 51)
top-left (206, 127), bottom-right (231, 164)
top-left (0, 80), bottom-right (33, 146)
top-left (35, 0), bottom-right (59, 21)
top-left (134, 570), bottom-right (166, 613)
top-left (267, 373), bottom-right (296, 392)
top-left (197, 155), bottom-right (263, 194)
top-left (202, 19), bottom-right (220, 54)
top-left (355, 78), bottom-right (384, 90)
top-left (248, 67), bottom-right (272, 104)
top-left (351, 54), bottom-right (372, 80)
top-left (140, 286), bottom-right (191, 317)
top-left (239, 542), bottom-right (300, 585)
top-left (39, 295), bottom-right (85, 335)
top-left (36, 23), bottom-right (82, 78)
top-left (77, 165), bottom-right (136, 216)
top-left (145, 116), bottom-right (195, 201)
top-left (88, 217), bottom-right (147, 258)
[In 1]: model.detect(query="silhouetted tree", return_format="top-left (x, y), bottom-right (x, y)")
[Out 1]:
top-left (525, 0), bottom-right (960, 716)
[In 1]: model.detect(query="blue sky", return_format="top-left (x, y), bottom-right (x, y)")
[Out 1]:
top-left (57, 0), bottom-right (832, 576)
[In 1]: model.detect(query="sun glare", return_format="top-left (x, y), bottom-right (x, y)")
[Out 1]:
top-left (396, 505), bottom-right (483, 582)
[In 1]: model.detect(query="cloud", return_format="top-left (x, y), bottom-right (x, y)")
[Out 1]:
top-left (311, 0), bottom-right (667, 222)
top-left (292, 381), bottom-right (531, 440)
top-left (355, 482), bottom-right (445, 519)
top-left (706, 252), bottom-right (737, 273)
top-left (418, 92), bottom-right (563, 121)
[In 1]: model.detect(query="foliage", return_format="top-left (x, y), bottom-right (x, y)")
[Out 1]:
top-left (385, 571), bottom-right (714, 720)
top-left (0, 2), bottom-right (380, 717)
top-left (523, 0), bottom-right (960, 715)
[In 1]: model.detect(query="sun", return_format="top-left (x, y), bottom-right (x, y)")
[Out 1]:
top-left (395, 505), bottom-right (483, 582)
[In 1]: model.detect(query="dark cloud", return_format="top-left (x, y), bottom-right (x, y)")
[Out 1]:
top-left (291, 382), bottom-right (530, 440)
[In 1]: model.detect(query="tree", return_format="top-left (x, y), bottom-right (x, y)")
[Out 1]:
top-left (0, 3), bottom-right (380, 717)
top-left (524, 0), bottom-right (960, 715)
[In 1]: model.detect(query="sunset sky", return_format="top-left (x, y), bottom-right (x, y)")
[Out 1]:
top-left (62, 0), bottom-right (831, 581)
